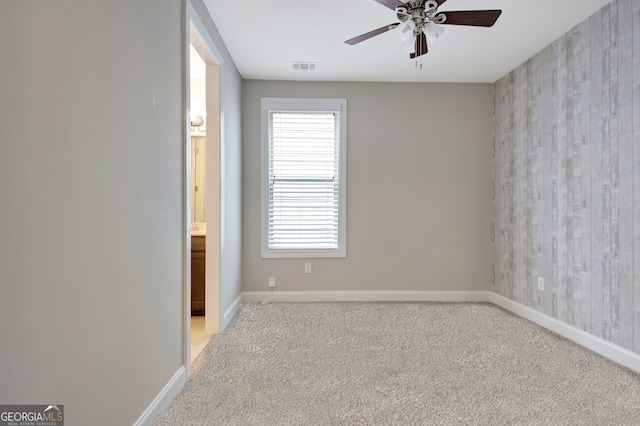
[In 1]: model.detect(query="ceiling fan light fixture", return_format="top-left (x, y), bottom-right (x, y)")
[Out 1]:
top-left (424, 0), bottom-right (439, 13)
top-left (400, 38), bottom-right (416, 54)
top-left (397, 19), bottom-right (416, 42)
top-left (395, 5), bottom-right (408, 16)
top-left (423, 22), bottom-right (445, 45)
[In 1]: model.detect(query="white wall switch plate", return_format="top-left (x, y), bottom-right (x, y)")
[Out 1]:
top-left (268, 277), bottom-right (276, 288)
top-left (304, 263), bottom-right (312, 274)
top-left (538, 277), bottom-right (544, 291)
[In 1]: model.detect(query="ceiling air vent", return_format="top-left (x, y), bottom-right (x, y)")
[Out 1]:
top-left (291, 62), bottom-right (318, 71)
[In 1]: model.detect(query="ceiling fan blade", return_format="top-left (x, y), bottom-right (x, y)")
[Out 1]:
top-left (440, 10), bottom-right (502, 27)
top-left (372, 0), bottom-right (404, 10)
top-left (410, 32), bottom-right (428, 59)
top-left (345, 23), bottom-right (399, 45)
top-left (435, 0), bottom-right (449, 5)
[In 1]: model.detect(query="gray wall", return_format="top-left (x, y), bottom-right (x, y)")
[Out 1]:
top-left (193, 0), bottom-right (244, 320)
top-left (243, 81), bottom-right (494, 293)
top-left (0, 0), bottom-right (242, 424)
top-left (494, 0), bottom-right (640, 354)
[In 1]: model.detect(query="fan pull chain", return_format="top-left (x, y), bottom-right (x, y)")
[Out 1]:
top-left (415, 60), bottom-right (423, 71)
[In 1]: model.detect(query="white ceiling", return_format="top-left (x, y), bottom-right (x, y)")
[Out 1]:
top-left (203, 0), bottom-right (611, 83)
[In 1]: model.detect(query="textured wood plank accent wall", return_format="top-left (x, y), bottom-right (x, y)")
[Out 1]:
top-left (493, 0), bottom-right (640, 354)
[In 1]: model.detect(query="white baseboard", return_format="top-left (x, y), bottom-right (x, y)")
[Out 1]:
top-left (242, 290), bottom-right (491, 303)
top-left (133, 365), bottom-right (187, 426)
top-left (489, 292), bottom-right (640, 374)
top-left (135, 294), bottom-right (241, 424)
top-left (222, 293), bottom-right (242, 330)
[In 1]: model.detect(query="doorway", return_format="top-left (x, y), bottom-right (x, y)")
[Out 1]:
top-left (185, 2), bottom-right (223, 368)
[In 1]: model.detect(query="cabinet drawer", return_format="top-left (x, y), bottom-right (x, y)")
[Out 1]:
top-left (191, 235), bottom-right (206, 252)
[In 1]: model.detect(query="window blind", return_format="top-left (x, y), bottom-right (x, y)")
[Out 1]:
top-left (268, 110), bottom-right (340, 250)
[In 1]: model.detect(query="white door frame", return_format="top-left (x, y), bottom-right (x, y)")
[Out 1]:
top-left (183, 0), bottom-right (224, 373)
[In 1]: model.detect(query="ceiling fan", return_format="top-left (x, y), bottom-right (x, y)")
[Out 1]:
top-left (345, 0), bottom-right (502, 58)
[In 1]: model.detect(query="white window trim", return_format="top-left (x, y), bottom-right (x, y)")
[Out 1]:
top-left (260, 97), bottom-right (347, 258)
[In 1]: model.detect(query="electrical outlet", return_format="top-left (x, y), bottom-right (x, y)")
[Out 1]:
top-left (268, 277), bottom-right (276, 288)
top-left (538, 277), bottom-right (544, 291)
top-left (304, 263), bottom-right (312, 274)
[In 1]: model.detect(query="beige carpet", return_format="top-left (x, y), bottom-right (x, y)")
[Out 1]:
top-left (154, 302), bottom-right (640, 425)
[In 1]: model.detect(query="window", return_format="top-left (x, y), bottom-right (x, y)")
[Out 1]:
top-left (261, 98), bottom-right (347, 258)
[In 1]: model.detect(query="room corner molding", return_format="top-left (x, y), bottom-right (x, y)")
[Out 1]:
top-left (133, 366), bottom-right (187, 426)
top-left (489, 292), bottom-right (640, 374)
